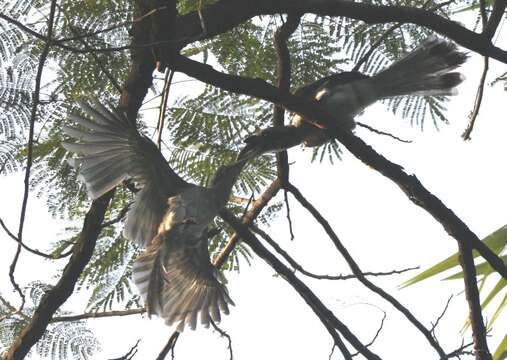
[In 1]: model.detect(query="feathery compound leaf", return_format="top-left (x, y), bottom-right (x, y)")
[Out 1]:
top-left (37, 322), bottom-right (101, 360)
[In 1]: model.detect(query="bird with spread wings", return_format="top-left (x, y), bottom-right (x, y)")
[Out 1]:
top-left (63, 102), bottom-right (248, 331)
top-left (62, 37), bottom-right (467, 332)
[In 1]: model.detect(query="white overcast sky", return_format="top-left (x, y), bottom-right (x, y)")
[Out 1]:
top-left (1, 20), bottom-right (507, 360)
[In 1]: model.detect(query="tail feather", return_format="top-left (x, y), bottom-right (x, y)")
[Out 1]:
top-left (77, 100), bottom-right (125, 128)
top-left (370, 37), bottom-right (467, 98)
top-left (132, 227), bottom-right (233, 331)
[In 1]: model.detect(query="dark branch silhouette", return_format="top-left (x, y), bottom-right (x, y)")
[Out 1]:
top-left (220, 209), bottom-right (382, 360)
top-left (4, 191), bottom-right (114, 360)
top-left (9, 0), bottom-right (59, 316)
top-left (286, 183), bottom-right (447, 358)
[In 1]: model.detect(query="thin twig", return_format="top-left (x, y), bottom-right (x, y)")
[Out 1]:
top-left (240, 193), bottom-right (255, 219)
top-left (10, 0), bottom-right (58, 313)
top-left (431, 295), bottom-right (454, 337)
top-left (1, 218), bottom-right (72, 259)
top-left (443, 340), bottom-right (476, 359)
top-left (351, 311), bottom-right (387, 357)
top-left (101, 204), bottom-right (131, 228)
top-left (63, 16), bottom-right (123, 93)
top-left (4, 191), bottom-right (114, 360)
top-left (46, 6), bottom-right (122, 94)
top-left (286, 182), bottom-right (447, 358)
top-left (251, 224), bottom-right (418, 280)
top-left (108, 339), bottom-right (141, 360)
top-left (51, 308), bottom-right (145, 323)
top-left (0, 295), bottom-right (29, 322)
top-left (283, 190), bottom-right (295, 240)
top-left (157, 70), bottom-right (175, 149)
top-left (356, 122), bottom-right (412, 143)
top-left (462, 56), bottom-right (489, 140)
top-left (210, 320), bottom-right (234, 360)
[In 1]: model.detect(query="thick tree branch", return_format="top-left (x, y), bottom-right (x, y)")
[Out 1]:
top-left (220, 209), bottom-right (381, 360)
top-left (4, 1), bottom-right (507, 63)
top-left (3, 191), bottom-right (114, 360)
top-left (173, 0), bottom-right (507, 64)
top-left (213, 180), bottom-right (281, 267)
top-left (483, 0), bottom-right (507, 39)
top-left (118, 1), bottom-right (157, 123)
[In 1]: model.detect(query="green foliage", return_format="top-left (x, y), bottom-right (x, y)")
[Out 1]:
top-left (0, 282), bottom-right (101, 360)
top-left (0, 0), bottom-right (485, 357)
top-left (402, 225), bottom-right (507, 359)
top-left (77, 229), bottom-right (141, 311)
top-left (167, 86), bottom-right (277, 191)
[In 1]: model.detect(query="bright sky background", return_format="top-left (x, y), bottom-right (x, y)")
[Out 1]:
top-left (1, 28), bottom-right (507, 360)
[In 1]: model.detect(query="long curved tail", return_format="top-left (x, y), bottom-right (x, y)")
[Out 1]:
top-left (369, 37), bottom-right (467, 98)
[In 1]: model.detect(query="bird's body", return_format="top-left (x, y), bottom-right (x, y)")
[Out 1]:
top-left (63, 101), bottom-right (243, 331)
top-left (242, 37), bottom-right (467, 154)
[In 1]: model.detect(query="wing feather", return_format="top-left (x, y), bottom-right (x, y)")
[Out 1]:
top-left (132, 225), bottom-right (233, 331)
top-left (63, 101), bottom-right (189, 246)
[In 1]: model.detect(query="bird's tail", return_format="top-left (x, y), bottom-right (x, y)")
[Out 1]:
top-left (132, 227), bottom-right (234, 331)
top-left (368, 37), bottom-right (467, 98)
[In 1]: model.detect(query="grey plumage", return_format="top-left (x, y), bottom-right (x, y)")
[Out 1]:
top-left (292, 37), bottom-right (467, 147)
top-left (63, 101), bottom-right (241, 330)
top-left (242, 37), bottom-right (467, 155)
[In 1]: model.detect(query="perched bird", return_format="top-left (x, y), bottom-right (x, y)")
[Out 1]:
top-left (242, 37), bottom-right (467, 156)
top-left (63, 101), bottom-right (247, 331)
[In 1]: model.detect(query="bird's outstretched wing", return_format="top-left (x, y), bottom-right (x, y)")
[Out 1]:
top-left (62, 100), bottom-right (189, 246)
top-left (133, 225), bottom-right (234, 331)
